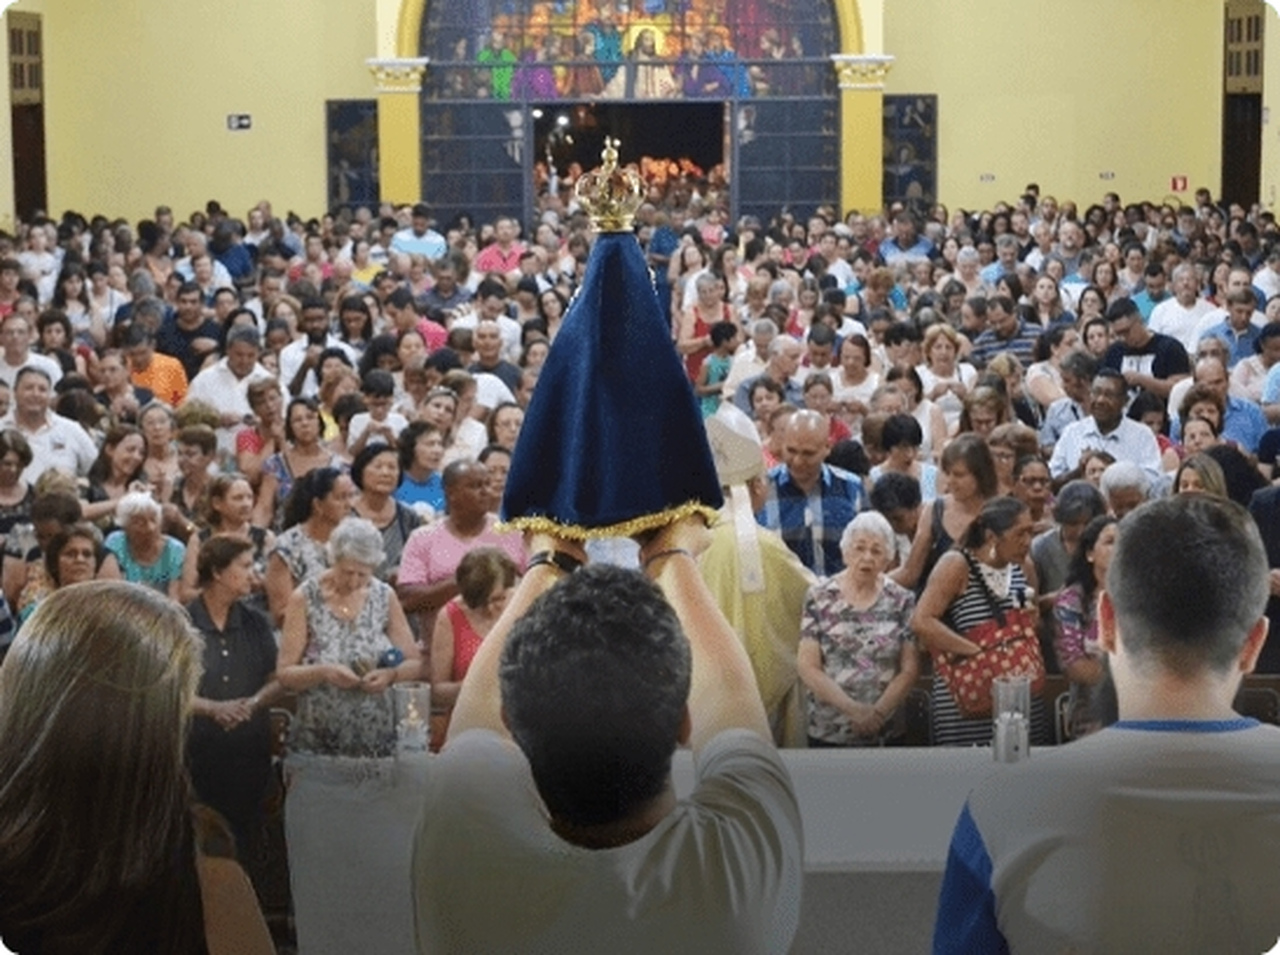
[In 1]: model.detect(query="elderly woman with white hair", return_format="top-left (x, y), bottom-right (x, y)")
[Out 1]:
top-left (1098, 460), bottom-right (1150, 519)
top-left (278, 516), bottom-right (420, 757)
top-left (98, 490), bottom-right (185, 599)
top-left (797, 511), bottom-right (920, 747)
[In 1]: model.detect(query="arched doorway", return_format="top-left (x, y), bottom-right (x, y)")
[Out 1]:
top-left (415, 0), bottom-right (841, 228)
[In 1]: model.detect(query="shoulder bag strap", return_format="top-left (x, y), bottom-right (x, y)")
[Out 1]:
top-left (960, 549), bottom-right (1008, 627)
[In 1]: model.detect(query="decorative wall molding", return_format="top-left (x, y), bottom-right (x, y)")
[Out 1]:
top-left (831, 54), bottom-right (895, 91)
top-left (367, 57), bottom-right (429, 93)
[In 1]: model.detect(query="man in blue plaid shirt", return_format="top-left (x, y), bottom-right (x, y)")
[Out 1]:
top-left (758, 410), bottom-right (865, 576)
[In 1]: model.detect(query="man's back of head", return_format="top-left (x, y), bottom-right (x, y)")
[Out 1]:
top-left (499, 564), bottom-right (691, 831)
top-left (935, 495), bottom-right (1280, 955)
top-left (1107, 494), bottom-right (1268, 680)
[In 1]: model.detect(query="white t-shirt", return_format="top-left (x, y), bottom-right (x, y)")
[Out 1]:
top-left (0, 352), bottom-right (63, 390)
top-left (347, 411), bottom-right (409, 449)
top-left (1148, 297), bottom-right (1214, 354)
top-left (413, 728), bottom-right (803, 955)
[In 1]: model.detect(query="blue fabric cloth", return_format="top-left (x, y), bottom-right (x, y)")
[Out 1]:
top-left (758, 463), bottom-right (865, 576)
top-left (502, 232), bottom-right (723, 533)
top-left (933, 803), bottom-right (1010, 955)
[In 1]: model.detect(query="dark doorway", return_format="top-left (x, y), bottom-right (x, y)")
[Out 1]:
top-left (11, 103), bottom-right (46, 221)
top-left (533, 101), bottom-right (724, 192)
top-left (1222, 93), bottom-right (1262, 208)
top-left (326, 100), bottom-right (380, 213)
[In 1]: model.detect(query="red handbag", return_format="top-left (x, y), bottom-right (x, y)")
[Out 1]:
top-left (933, 553), bottom-right (1046, 719)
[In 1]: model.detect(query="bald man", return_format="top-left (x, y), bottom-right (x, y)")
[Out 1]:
top-left (758, 410), bottom-right (865, 575)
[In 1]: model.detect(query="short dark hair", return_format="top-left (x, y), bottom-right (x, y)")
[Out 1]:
top-left (869, 470), bottom-right (921, 514)
top-left (499, 564), bottom-right (691, 827)
top-left (360, 368), bottom-right (395, 398)
top-left (176, 425), bottom-right (217, 457)
top-left (1108, 496), bottom-right (1267, 676)
top-left (125, 324), bottom-right (156, 348)
top-left (881, 413), bottom-right (923, 450)
top-left (44, 523), bottom-right (103, 586)
top-left (196, 534), bottom-right (254, 587)
top-left (398, 421), bottom-right (442, 473)
top-left (807, 322), bottom-right (836, 348)
top-left (1054, 480), bottom-right (1107, 525)
top-left (1105, 297), bottom-right (1141, 323)
top-left (0, 429), bottom-right (33, 470)
top-left (283, 396), bottom-right (320, 443)
top-left (350, 441), bottom-right (400, 490)
top-left (709, 321), bottom-right (738, 349)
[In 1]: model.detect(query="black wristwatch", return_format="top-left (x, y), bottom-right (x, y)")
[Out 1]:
top-left (527, 550), bottom-right (584, 575)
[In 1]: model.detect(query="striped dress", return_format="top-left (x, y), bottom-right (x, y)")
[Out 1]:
top-left (931, 556), bottom-right (1050, 747)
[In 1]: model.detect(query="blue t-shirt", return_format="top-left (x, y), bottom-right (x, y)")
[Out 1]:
top-left (395, 472), bottom-right (445, 514)
top-left (103, 530), bottom-right (185, 594)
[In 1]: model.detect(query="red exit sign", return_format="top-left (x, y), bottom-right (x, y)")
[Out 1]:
top-left (1171, 175), bottom-right (1189, 192)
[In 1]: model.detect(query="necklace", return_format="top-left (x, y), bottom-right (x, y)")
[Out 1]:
top-left (977, 561), bottom-right (1013, 599)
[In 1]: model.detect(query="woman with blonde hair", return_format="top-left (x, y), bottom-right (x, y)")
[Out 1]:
top-left (957, 385), bottom-right (1010, 438)
top-left (1174, 452), bottom-right (1228, 498)
top-left (916, 323), bottom-right (977, 436)
top-left (0, 581), bottom-right (273, 953)
top-left (985, 351), bottom-right (1041, 429)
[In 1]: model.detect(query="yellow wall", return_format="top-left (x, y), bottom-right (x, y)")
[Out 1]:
top-left (36, 0), bottom-right (376, 222)
top-left (885, 0), bottom-right (1224, 210)
top-left (1262, 5), bottom-right (1280, 209)
top-left (0, 6), bottom-right (20, 234)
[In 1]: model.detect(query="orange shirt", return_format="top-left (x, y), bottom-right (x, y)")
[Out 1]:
top-left (132, 352), bottom-right (189, 406)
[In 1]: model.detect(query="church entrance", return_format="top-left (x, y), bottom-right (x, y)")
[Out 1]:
top-left (532, 101), bottom-right (726, 211)
top-left (416, 0), bottom-right (841, 229)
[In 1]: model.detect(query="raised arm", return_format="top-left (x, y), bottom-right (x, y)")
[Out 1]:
top-left (640, 518), bottom-right (771, 752)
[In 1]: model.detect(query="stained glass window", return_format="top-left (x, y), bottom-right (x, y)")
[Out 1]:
top-left (416, 0), bottom-right (840, 225)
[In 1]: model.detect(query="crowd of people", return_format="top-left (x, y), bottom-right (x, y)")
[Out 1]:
top-left (1, 180), bottom-right (1280, 948)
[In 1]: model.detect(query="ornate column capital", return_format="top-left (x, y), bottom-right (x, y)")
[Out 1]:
top-left (830, 54), bottom-right (895, 91)
top-left (367, 57), bottom-right (430, 94)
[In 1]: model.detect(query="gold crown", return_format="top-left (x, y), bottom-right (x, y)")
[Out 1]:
top-left (574, 138), bottom-right (643, 233)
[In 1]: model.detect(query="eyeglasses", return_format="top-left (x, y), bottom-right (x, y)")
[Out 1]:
top-left (1019, 476), bottom-right (1051, 487)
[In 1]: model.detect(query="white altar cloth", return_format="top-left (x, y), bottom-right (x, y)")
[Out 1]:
top-left (285, 745), bottom-right (1006, 954)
